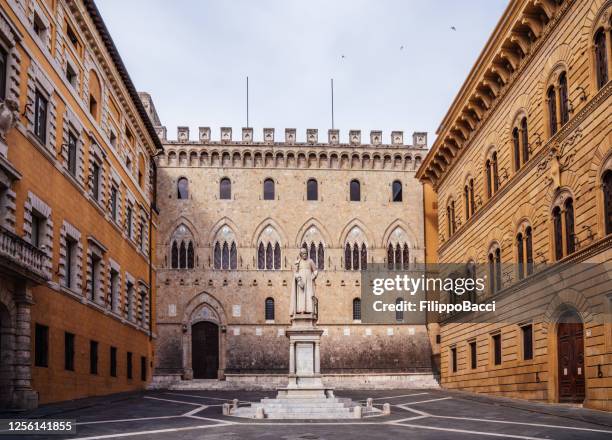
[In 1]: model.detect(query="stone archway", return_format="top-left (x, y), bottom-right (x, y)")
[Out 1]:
top-left (182, 292), bottom-right (227, 380)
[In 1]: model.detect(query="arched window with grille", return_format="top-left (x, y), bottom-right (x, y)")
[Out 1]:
top-left (392, 180), bottom-right (402, 202)
top-left (350, 179), bottom-right (361, 201)
top-left (386, 235), bottom-right (410, 271)
top-left (603, 170), bottom-right (612, 235)
top-left (265, 298), bottom-right (275, 321)
top-left (594, 28), bottom-right (609, 90)
top-left (395, 298), bottom-right (404, 322)
top-left (344, 226), bottom-right (367, 270)
top-left (307, 179), bottom-right (318, 201)
top-left (220, 177), bottom-right (231, 200)
top-left (263, 178), bottom-right (275, 200)
top-left (352, 298), bottom-right (361, 321)
top-left (177, 177), bottom-right (189, 199)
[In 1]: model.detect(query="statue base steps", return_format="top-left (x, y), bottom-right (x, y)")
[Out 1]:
top-left (231, 395), bottom-right (379, 419)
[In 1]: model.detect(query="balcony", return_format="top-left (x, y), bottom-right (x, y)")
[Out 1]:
top-left (0, 225), bottom-right (49, 284)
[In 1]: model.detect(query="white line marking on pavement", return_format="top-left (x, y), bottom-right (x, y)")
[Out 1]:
top-left (183, 405), bottom-right (208, 416)
top-left (401, 397), bottom-right (453, 405)
top-left (165, 392), bottom-right (253, 403)
top-left (435, 415), bottom-right (612, 434)
top-left (395, 404), bottom-right (430, 416)
top-left (185, 415), bottom-right (236, 423)
top-left (77, 416), bottom-right (183, 425)
top-left (367, 392), bottom-right (429, 401)
top-left (144, 396), bottom-right (203, 406)
top-left (392, 422), bottom-right (547, 439)
top-left (389, 415), bottom-right (429, 423)
top-left (71, 423), bottom-right (233, 440)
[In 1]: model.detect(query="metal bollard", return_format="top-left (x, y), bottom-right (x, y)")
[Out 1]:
top-left (255, 407), bottom-right (265, 419)
top-left (366, 398), bottom-right (373, 409)
top-left (222, 403), bottom-right (230, 415)
top-left (383, 403), bottom-right (391, 415)
top-left (232, 398), bottom-right (239, 409)
top-left (354, 405), bottom-right (362, 419)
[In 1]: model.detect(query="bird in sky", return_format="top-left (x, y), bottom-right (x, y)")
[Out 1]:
top-left (451, 26), bottom-right (457, 31)
top-left (400, 45), bottom-right (404, 50)
top-left (341, 54), bottom-right (346, 59)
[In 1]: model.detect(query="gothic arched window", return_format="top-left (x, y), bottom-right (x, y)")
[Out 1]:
top-left (307, 179), bottom-right (318, 201)
top-left (177, 177), bottom-right (188, 199)
top-left (265, 298), bottom-right (275, 321)
top-left (257, 226), bottom-right (281, 270)
top-left (213, 226), bottom-right (238, 270)
top-left (263, 178), bottom-right (275, 200)
top-left (392, 180), bottom-right (402, 202)
top-left (170, 225), bottom-right (195, 270)
top-left (350, 179), bottom-right (361, 202)
top-left (220, 177), bottom-right (231, 200)
top-left (594, 28), bottom-right (609, 90)
top-left (446, 199), bottom-right (456, 236)
top-left (565, 198), bottom-right (575, 255)
top-left (553, 206), bottom-right (563, 261)
top-left (179, 241), bottom-right (186, 269)
top-left (258, 242), bottom-right (265, 269)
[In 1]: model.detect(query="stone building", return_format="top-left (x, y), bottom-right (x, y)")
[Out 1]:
top-left (417, 0), bottom-right (611, 411)
top-left (0, 0), bottom-right (161, 408)
top-left (150, 121), bottom-right (439, 387)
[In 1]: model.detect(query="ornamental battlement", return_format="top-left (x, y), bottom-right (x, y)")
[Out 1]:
top-left (155, 126), bottom-right (428, 149)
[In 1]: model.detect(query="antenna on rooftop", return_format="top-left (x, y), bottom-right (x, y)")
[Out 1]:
top-left (331, 78), bottom-right (335, 129)
top-left (246, 76), bottom-right (249, 128)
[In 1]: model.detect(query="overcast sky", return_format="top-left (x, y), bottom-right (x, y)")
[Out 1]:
top-left (96, 0), bottom-right (508, 144)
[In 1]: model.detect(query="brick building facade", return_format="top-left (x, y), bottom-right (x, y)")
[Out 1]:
top-left (417, 0), bottom-right (612, 411)
top-left (0, 0), bottom-right (161, 408)
top-left (149, 123), bottom-right (439, 386)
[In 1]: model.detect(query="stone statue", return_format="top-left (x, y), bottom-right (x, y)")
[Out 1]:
top-left (290, 248), bottom-right (318, 316)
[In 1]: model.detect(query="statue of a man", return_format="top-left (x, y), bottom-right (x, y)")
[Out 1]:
top-left (290, 248), bottom-right (318, 316)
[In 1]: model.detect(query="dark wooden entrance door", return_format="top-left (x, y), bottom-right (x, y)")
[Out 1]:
top-left (191, 322), bottom-right (219, 379)
top-left (557, 312), bottom-right (585, 403)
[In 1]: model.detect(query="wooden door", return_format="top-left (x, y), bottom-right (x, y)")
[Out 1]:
top-left (558, 320), bottom-right (585, 403)
top-left (192, 322), bottom-right (219, 379)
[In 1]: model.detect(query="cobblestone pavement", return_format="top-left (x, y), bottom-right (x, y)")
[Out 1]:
top-left (1, 389), bottom-right (611, 439)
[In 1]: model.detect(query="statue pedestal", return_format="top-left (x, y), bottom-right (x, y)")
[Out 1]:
top-left (276, 315), bottom-right (332, 399)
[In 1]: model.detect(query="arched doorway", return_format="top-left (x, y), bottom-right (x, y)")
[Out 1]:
top-left (557, 309), bottom-right (585, 403)
top-left (191, 321), bottom-right (219, 379)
